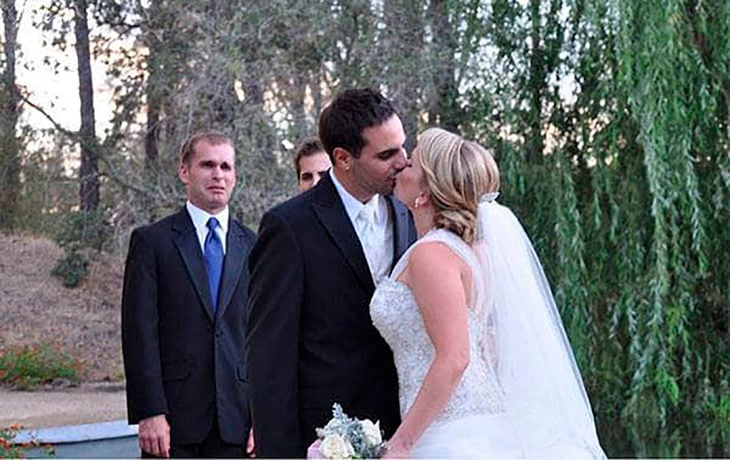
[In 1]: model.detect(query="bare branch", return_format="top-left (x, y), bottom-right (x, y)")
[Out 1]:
top-left (20, 93), bottom-right (155, 199)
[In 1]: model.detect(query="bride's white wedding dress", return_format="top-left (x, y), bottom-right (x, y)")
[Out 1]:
top-left (371, 225), bottom-right (605, 458)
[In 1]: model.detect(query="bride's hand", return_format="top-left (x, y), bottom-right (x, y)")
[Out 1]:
top-left (382, 440), bottom-right (410, 458)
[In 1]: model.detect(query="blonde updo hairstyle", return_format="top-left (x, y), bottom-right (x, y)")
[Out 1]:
top-left (416, 128), bottom-right (500, 244)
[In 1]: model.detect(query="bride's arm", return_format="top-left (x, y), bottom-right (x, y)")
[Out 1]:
top-left (386, 241), bottom-right (470, 457)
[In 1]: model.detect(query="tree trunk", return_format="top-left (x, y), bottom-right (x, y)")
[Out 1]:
top-left (383, 0), bottom-right (425, 152)
top-left (428, 0), bottom-right (460, 132)
top-left (144, 51), bottom-right (160, 221)
top-left (526, 0), bottom-right (544, 163)
top-left (145, 69), bottom-right (160, 166)
top-left (142, 4), bottom-right (161, 166)
top-left (74, 0), bottom-right (99, 213)
top-left (290, 72), bottom-right (308, 141)
top-left (0, 0), bottom-right (20, 229)
top-left (312, 67), bottom-right (323, 121)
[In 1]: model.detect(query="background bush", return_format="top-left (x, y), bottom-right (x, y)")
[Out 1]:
top-left (0, 343), bottom-right (82, 389)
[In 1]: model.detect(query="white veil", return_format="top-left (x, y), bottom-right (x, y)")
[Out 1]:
top-left (474, 193), bottom-right (605, 458)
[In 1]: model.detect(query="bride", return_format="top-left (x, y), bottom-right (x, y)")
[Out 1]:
top-left (370, 128), bottom-right (606, 458)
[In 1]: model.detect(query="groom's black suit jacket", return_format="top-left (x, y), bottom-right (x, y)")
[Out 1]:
top-left (246, 175), bottom-right (417, 457)
top-left (122, 207), bottom-right (256, 446)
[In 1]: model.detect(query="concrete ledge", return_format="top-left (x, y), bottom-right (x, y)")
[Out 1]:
top-left (14, 420), bottom-right (139, 458)
top-left (15, 419), bottom-right (137, 444)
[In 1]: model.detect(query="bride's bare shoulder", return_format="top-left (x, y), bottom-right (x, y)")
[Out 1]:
top-left (407, 240), bottom-right (467, 279)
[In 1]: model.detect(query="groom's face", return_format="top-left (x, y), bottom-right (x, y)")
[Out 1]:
top-left (348, 114), bottom-right (408, 199)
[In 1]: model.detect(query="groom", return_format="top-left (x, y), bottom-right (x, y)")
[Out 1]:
top-left (246, 88), bottom-right (417, 457)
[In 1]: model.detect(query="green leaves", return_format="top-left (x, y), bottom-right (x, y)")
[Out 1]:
top-left (0, 343), bottom-right (81, 389)
top-left (479, 0), bottom-right (726, 455)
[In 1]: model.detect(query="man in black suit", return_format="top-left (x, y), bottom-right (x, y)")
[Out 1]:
top-left (246, 88), bottom-right (417, 457)
top-left (122, 131), bottom-right (256, 457)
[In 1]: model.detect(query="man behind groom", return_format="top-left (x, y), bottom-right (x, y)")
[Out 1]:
top-left (246, 88), bottom-right (417, 457)
top-left (122, 131), bottom-right (256, 457)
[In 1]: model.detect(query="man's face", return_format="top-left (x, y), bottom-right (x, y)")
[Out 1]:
top-left (348, 115), bottom-right (408, 200)
top-left (179, 140), bottom-right (236, 214)
top-left (298, 151), bottom-right (332, 192)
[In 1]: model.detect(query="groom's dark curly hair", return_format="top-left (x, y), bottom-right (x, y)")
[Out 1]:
top-left (318, 87), bottom-right (398, 160)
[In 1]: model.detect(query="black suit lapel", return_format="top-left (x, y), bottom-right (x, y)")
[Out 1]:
top-left (312, 176), bottom-right (375, 292)
top-left (172, 208), bottom-right (216, 322)
top-left (217, 220), bottom-right (247, 317)
top-left (389, 196), bottom-right (414, 263)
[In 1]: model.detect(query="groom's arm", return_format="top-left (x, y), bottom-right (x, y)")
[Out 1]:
top-left (246, 210), bottom-right (304, 458)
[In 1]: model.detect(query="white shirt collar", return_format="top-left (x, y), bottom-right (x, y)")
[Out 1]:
top-left (186, 201), bottom-right (229, 233)
top-left (185, 201), bottom-right (229, 253)
top-left (329, 170), bottom-right (387, 226)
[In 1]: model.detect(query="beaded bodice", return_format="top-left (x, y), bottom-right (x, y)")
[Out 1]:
top-left (370, 229), bottom-right (505, 423)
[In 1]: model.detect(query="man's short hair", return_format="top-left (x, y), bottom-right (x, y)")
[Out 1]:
top-left (293, 138), bottom-right (325, 176)
top-left (318, 88), bottom-right (397, 159)
top-left (179, 130), bottom-right (233, 165)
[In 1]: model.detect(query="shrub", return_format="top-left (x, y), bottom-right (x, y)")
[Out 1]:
top-left (54, 209), bottom-right (110, 252)
top-left (0, 424), bottom-right (55, 458)
top-left (52, 209), bottom-right (110, 288)
top-left (0, 343), bottom-right (82, 389)
top-left (51, 249), bottom-right (89, 288)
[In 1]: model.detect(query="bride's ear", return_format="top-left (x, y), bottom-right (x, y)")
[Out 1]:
top-left (414, 192), bottom-right (431, 209)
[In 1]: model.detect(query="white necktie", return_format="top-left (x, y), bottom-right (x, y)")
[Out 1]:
top-left (357, 203), bottom-right (376, 240)
top-left (357, 201), bottom-right (378, 274)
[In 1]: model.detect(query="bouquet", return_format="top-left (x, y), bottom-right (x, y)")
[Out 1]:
top-left (307, 403), bottom-right (388, 459)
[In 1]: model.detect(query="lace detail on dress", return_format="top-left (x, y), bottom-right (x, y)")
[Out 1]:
top-left (370, 229), bottom-right (505, 424)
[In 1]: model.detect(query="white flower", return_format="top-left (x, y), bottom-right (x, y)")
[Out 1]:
top-left (320, 434), bottom-right (355, 459)
top-left (322, 416), bottom-right (341, 433)
top-left (360, 419), bottom-right (382, 446)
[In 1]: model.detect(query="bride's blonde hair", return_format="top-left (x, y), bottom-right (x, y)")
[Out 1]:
top-left (416, 128), bottom-right (500, 244)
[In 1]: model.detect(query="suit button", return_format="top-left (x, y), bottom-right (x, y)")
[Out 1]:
top-left (215, 331), bottom-right (222, 338)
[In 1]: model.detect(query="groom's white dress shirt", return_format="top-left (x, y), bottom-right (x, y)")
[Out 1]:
top-left (331, 170), bottom-right (394, 285)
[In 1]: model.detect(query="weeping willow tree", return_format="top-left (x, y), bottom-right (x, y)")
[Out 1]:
top-left (606, 0), bottom-right (727, 455)
top-left (469, 0), bottom-right (727, 456)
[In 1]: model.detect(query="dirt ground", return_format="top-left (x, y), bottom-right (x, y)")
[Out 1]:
top-left (0, 234), bottom-right (125, 383)
top-left (0, 384), bottom-right (127, 429)
top-left (1, 234), bottom-right (127, 428)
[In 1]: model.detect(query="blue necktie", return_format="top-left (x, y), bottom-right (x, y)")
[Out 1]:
top-left (204, 217), bottom-right (224, 311)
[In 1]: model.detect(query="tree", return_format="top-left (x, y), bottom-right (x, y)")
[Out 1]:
top-left (379, 0), bottom-right (429, 151)
top-left (73, 0), bottom-right (99, 213)
top-left (0, 0), bottom-right (21, 230)
top-left (427, 0), bottom-right (460, 131)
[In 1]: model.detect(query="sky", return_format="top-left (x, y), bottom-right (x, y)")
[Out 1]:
top-left (17, 0), bottom-right (116, 138)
